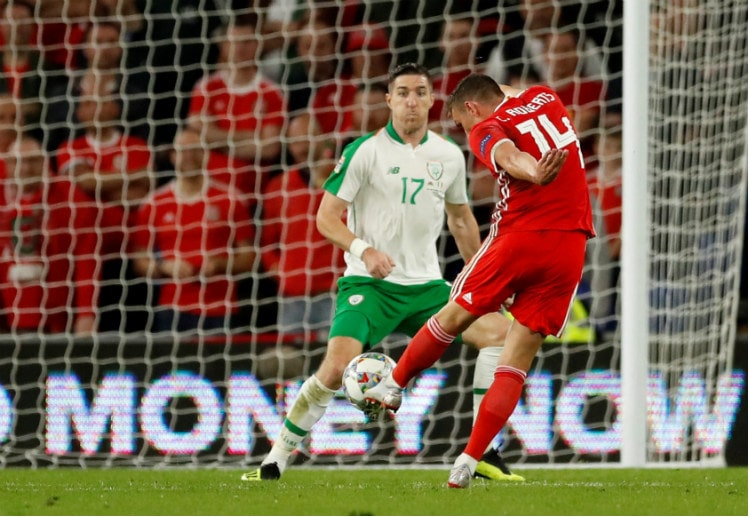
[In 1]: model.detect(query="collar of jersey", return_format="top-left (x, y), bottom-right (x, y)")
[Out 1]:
top-left (385, 120), bottom-right (429, 146)
top-left (494, 87), bottom-right (528, 112)
top-left (219, 68), bottom-right (263, 94)
top-left (85, 129), bottom-right (122, 149)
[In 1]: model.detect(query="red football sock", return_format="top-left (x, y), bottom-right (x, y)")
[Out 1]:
top-left (392, 316), bottom-right (455, 387)
top-left (464, 365), bottom-right (527, 460)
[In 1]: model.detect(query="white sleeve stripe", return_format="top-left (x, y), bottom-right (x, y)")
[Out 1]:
top-left (489, 139), bottom-right (511, 172)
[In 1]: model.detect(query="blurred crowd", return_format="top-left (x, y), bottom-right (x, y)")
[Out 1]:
top-left (0, 0), bottom-right (626, 340)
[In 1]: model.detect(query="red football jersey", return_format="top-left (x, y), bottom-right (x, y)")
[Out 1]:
top-left (57, 132), bottom-right (152, 182)
top-left (555, 78), bottom-right (605, 161)
top-left (56, 132), bottom-right (152, 254)
top-left (37, 21), bottom-right (87, 70)
top-left (0, 176), bottom-right (98, 332)
top-left (3, 61), bottom-right (31, 98)
top-left (188, 71), bottom-right (285, 197)
top-left (590, 171), bottom-right (622, 259)
top-left (260, 167), bottom-right (344, 297)
top-left (468, 85), bottom-right (595, 237)
top-left (429, 69), bottom-right (472, 123)
top-left (311, 80), bottom-right (358, 135)
top-left (555, 79), bottom-right (604, 127)
top-left (131, 182), bottom-right (255, 316)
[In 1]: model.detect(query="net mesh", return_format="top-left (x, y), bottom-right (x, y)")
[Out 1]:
top-left (0, 0), bottom-right (745, 467)
top-left (647, 0), bottom-right (747, 462)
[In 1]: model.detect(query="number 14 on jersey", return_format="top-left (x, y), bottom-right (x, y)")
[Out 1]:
top-left (516, 114), bottom-right (585, 168)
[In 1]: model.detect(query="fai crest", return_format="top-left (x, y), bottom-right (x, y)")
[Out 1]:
top-left (426, 161), bottom-right (443, 180)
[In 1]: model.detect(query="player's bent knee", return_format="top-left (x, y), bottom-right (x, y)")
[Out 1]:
top-left (464, 313), bottom-right (509, 349)
top-left (318, 335), bottom-right (367, 389)
top-left (436, 301), bottom-right (477, 335)
top-left (314, 362), bottom-right (348, 390)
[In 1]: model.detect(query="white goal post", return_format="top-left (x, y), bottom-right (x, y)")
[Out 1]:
top-left (0, 0), bottom-right (745, 469)
top-left (620, 0), bottom-right (650, 468)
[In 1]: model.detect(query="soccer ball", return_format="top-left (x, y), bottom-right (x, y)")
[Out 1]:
top-left (341, 352), bottom-right (397, 410)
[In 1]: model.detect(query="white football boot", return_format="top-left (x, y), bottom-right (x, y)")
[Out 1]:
top-left (363, 373), bottom-right (403, 412)
top-left (447, 463), bottom-right (473, 489)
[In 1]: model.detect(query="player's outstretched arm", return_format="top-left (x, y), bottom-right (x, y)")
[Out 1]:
top-left (494, 141), bottom-right (568, 186)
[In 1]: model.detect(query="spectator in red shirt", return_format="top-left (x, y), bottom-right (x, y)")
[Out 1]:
top-left (542, 28), bottom-right (605, 164)
top-left (349, 82), bottom-right (390, 135)
top-left (261, 114), bottom-right (343, 342)
top-left (132, 128), bottom-right (256, 334)
top-left (35, 0), bottom-right (89, 72)
top-left (44, 20), bottom-right (151, 156)
top-left (56, 76), bottom-right (151, 257)
top-left (586, 116), bottom-right (622, 333)
top-left (187, 13), bottom-right (285, 206)
top-left (429, 16), bottom-right (481, 137)
top-left (56, 75), bottom-right (152, 333)
top-left (0, 136), bottom-right (98, 334)
top-left (340, 82), bottom-right (390, 145)
top-left (294, 19), bottom-right (358, 138)
top-left (428, 16), bottom-right (496, 245)
top-left (0, 94), bottom-right (21, 179)
top-left (0, 0), bottom-right (41, 130)
top-left (345, 24), bottom-right (391, 85)
top-left (591, 120), bottom-right (622, 261)
top-left (33, 0), bottom-right (90, 117)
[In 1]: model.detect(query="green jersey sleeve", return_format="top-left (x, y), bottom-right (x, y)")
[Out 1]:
top-left (323, 132), bottom-right (375, 202)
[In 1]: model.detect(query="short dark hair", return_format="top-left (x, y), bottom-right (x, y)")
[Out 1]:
top-left (388, 63), bottom-right (431, 90)
top-left (447, 73), bottom-right (503, 112)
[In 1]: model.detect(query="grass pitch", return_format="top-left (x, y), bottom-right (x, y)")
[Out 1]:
top-left (0, 467), bottom-right (745, 516)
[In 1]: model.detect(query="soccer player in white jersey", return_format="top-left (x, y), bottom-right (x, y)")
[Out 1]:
top-left (242, 63), bottom-right (522, 482)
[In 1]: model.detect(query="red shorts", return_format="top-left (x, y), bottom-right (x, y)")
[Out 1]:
top-left (451, 230), bottom-right (587, 337)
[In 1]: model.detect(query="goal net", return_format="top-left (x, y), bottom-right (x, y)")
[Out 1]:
top-left (0, 0), bottom-right (745, 468)
top-left (644, 0), bottom-right (747, 463)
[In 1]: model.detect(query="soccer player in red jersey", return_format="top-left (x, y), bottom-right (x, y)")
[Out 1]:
top-left (365, 73), bottom-right (595, 488)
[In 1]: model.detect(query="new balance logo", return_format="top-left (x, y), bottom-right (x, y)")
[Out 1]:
top-left (462, 292), bottom-right (473, 304)
top-left (388, 166), bottom-right (400, 175)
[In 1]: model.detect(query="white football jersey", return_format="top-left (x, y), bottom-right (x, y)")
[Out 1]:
top-left (324, 121), bottom-right (468, 285)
